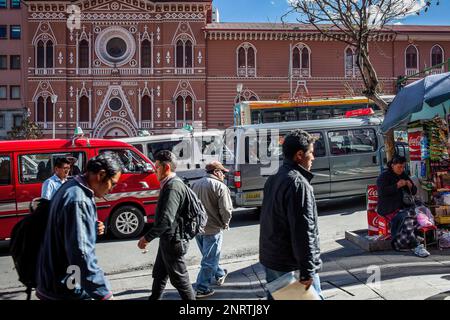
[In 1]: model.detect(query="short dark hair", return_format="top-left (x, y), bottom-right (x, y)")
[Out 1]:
top-left (387, 155), bottom-right (407, 169)
top-left (282, 129), bottom-right (316, 160)
top-left (54, 157), bottom-right (71, 168)
top-left (155, 150), bottom-right (177, 172)
top-left (86, 152), bottom-right (123, 179)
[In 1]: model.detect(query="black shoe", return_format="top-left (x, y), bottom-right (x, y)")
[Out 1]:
top-left (196, 288), bottom-right (215, 299)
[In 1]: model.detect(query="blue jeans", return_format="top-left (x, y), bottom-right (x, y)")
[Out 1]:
top-left (195, 232), bottom-right (226, 292)
top-left (264, 267), bottom-right (324, 300)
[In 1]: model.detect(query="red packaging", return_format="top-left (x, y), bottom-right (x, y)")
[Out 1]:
top-left (367, 210), bottom-right (379, 236)
top-left (367, 184), bottom-right (378, 211)
top-left (378, 216), bottom-right (391, 237)
top-left (408, 129), bottom-right (423, 161)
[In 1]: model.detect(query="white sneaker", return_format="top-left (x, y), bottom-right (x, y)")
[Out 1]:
top-left (413, 244), bottom-right (430, 258)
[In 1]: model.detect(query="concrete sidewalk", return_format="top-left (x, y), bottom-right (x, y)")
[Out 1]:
top-left (3, 238), bottom-right (450, 300)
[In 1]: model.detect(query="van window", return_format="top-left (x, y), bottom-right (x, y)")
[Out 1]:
top-left (133, 143), bottom-right (144, 153)
top-left (146, 140), bottom-right (190, 162)
top-left (0, 155), bottom-right (11, 185)
top-left (195, 136), bottom-right (222, 158)
top-left (328, 128), bottom-right (377, 156)
top-left (19, 152), bottom-right (85, 184)
top-left (100, 149), bottom-right (148, 174)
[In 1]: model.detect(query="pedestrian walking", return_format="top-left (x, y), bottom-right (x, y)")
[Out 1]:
top-left (191, 161), bottom-right (233, 298)
top-left (41, 157), bottom-right (71, 200)
top-left (137, 150), bottom-right (195, 300)
top-left (259, 129), bottom-right (323, 299)
top-left (36, 153), bottom-right (122, 300)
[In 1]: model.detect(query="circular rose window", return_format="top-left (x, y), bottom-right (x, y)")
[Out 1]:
top-left (109, 98), bottom-right (123, 111)
top-left (95, 26), bottom-right (136, 67)
top-left (106, 37), bottom-right (127, 58)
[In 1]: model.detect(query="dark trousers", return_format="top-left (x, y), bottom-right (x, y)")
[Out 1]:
top-left (149, 237), bottom-right (195, 300)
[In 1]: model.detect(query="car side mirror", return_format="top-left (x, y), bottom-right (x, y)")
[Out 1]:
top-left (143, 163), bottom-right (155, 173)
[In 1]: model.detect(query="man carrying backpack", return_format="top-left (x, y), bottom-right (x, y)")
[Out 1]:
top-left (191, 161), bottom-right (233, 298)
top-left (36, 153), bottom-right (122, 300)
top-left (137, 150), bottom-right (196, 300)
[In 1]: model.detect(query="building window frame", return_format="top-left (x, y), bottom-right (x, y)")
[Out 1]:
top-left (174, 35), bottom-right (194, 74)
top-left (0, 85), bottom-right (6, 99)
top-left (236, 42), bottom-right (257, 78)
top-left (0, 115), bottom-right (4, 129)
top-left (0, 55), bottom-right (6, 69)
top-left (10, 85), bottom-right (20, 100)
top-left (13, 114), bottom-right (22, 128)
top-left (10, 25), bottom-right (21, 40)
top-left (10, 55), bottom-right (20, 69)
top-left (0, 25), bottom-right (7, 39)
top-left (35, 37), bottom-right (55, 70)
top-left (0, 0), bottom-right (6, 9)
top-left (291, 43), bottom-right (311, 78)
top-left (10, 0), bottom-right (20, 9)
top-left (405, 44), bottom-right (419, 76)
top-left (430, 44), bottom-right (445, 74)
top-left (175, 93), bottom-right (194, 126)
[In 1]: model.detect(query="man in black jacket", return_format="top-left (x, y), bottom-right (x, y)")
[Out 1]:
top-left (137, 150), bottom-right (195, 300)
top-left (259, 129), bottom-right (323, 299)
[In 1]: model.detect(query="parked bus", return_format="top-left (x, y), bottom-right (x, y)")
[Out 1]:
top-left (234, 95), bottom-right (395, 126)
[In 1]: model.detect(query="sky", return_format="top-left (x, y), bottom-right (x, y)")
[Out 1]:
top-left (212, 0), bottom-right (450, 25)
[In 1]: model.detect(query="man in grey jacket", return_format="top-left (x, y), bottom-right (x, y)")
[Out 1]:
top-left (192, 161), bottom-right (233, 298)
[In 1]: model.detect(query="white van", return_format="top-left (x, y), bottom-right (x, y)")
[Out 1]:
top-left (221, 117), bottom-right (408, 208)
top-left (117, 129), bottom-right (224, 184)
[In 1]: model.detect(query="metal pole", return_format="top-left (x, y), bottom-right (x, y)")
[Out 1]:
top-left (289, 42), bottom-right (293, 100)
top-left (53, 101), bottom-right (55, 139)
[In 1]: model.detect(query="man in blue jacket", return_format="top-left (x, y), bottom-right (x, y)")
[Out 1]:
top-left (259, 129), bottom-right (323, 299)
top-left (36, 153), bottom-right (122, 300)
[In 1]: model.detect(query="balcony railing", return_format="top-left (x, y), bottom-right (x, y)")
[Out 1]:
top-left (175, 68), bottom-right (194, 75)
top-left (428, 67), bottom-right (444, 75)
top-left (141, 68), bottom-right (153, 75)
top-left (37, 122), bottom-right (53, 129)
top-left (34, 69), bottom-right (55, 75)
top-left (406, 68), bottom-right (419, 77)
top-left (79, 68), bottom-right (90, 75)
top-left (292, 68), bottom-right (310, 77)
top-left (237, 67), bottom-right (256, 78)
top-left (79, 122), bottom-right (90, 129)
top-left (141, 121), bottom-right (152, 129)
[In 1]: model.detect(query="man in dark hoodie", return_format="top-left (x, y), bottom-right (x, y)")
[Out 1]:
top-left (137, 150), bottom-right (195, 300)
top-left (259, 129), bottom-right (323, 299)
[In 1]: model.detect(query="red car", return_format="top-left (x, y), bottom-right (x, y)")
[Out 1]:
top-left (0, 137), bottom-right (160, 239)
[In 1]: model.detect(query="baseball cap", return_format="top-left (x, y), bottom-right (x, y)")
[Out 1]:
top-left (205, 161), bottom-right (229, 173)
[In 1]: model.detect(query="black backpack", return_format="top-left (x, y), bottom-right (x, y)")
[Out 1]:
top-left (178, 185), bottom-right (208, 240)
top-left (9, 198), bottom-right (51, 300)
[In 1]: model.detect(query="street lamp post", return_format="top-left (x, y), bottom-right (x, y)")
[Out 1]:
top-left (51, 94), bottom-right (58, 139)
top-left (236, 83), bottom-right (243, 104)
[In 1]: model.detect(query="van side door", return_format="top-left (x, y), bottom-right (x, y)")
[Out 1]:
top-left (0, 153), bottom-right (16, 239)
top-left (327, 127), bottom-right (379, 198)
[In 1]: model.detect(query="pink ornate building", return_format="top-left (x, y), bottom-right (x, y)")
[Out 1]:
top-left (6, 0), bottom-right (450, 138)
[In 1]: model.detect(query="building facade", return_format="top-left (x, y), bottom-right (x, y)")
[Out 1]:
top-left (0, 0), bottom-right (28, 137)
top-left (0, 0), bottom-right (449, 138)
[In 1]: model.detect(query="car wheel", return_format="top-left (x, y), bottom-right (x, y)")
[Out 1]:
top-left (109, 205), bottom-right (145, 239)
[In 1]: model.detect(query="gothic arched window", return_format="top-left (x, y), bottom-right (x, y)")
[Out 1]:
top-left (79, 40), bottom-right (89, 68)
top-left (175, 94), bottom-right (194, 124)
top-left (292, 44), bottom-right (310, 77)
top-left (141, 40), bottom-right (152, 68)
top-left (79, 96), bottom-right (89, 122)
top-left (175, 37), bottom-right (194, 72)
top-left (45, 96), bottom-right (53, 122)
top-left (431, 45), bottom-right (444, 67)
top-left (236, 43), bottom-right (257, 77)
top-left (36, 96), bottom-right (45, 122)
top-left (141, 95), bottom-right (152, 121)
top-left (46, 40), bottom-right (54, 69)
top-left (37, 41), bottom-right (45, 68)
top-left (406, 45), bottom-right (419, 70)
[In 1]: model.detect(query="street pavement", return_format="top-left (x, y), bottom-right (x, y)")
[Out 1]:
top-left (2, 197), bottom-right (450, 300)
